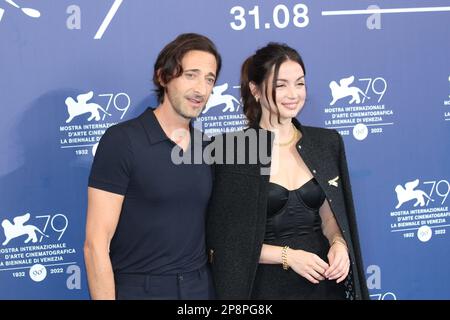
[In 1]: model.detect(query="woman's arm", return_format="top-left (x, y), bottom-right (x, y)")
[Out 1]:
top-left (319, 200), bottom-right (350, 283)
top-left (319, 199), bottom-right (347, 247)
top-left (259, 244), bottom-right (329, 284)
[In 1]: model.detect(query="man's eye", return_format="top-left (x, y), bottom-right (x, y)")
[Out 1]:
top-left (185, 73), bottom-right (195, 79)
top-left (207, 78), bottom-right (215, 85)
top-left (297, 82), bottom-right (305, 86)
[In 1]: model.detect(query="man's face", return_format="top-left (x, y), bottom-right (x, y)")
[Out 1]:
top-left (164, 50), bottom-right (217, 119)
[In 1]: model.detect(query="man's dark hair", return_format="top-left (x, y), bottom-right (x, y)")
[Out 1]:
top-left (153, 33), bottom-right (222, 103)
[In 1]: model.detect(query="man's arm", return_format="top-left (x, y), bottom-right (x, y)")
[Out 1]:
top-left (84, 187), bottom-right (124, 300)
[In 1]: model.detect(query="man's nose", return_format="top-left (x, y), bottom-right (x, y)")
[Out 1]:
top-left (193, 78), bottom-right (207, 96)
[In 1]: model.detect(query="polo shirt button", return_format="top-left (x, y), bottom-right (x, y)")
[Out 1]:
top-left (312, 169), bottom-right (316, 174)
top-left (298, 145), bottom-right (302, 149)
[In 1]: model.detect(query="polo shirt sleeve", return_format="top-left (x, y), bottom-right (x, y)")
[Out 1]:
top-left (88, 125), bottom-right (133, 195)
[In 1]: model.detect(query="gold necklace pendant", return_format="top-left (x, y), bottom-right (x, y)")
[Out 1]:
top-left (274, 126), bottom-right (299, 147)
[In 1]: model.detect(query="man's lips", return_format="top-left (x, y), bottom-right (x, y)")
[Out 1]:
top-left (187, 97), bottom-right (204, 107)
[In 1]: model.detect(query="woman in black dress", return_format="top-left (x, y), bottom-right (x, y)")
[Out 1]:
top-left (206, 43), bottom-right (368, 300)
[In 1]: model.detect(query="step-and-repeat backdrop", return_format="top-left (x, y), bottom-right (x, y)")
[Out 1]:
top-left (1, 0), bottom-right (449, 299)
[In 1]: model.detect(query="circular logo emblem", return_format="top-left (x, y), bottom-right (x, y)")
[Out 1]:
top-left (353, 123), bottom-right (368, 141)
top-left (29, 264), bottom-right (47, 282)
top-left (417, 225), bottom-right (432, 242)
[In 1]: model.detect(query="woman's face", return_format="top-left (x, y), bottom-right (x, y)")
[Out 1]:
top-left (259, 59), bottom-right (306, 122)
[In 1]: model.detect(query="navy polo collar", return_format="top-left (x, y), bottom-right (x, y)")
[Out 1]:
top-left (139, 107), bottom-right (195, 145)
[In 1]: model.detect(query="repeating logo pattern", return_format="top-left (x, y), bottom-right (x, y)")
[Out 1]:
top-left (2, 213), bottom-right (48, 246)
top-left (329, 76), bottom-right (370, 106)
top-left (202, 83), bottom-right (241, 114)
top-left (394, 179), bottom-right (434, 209)
top-left (65, 91), bottom-right (111, 123)
top-left (389, 178), bottom-right (450, 242)
top-left (59, 90), bottom-right (131, 157)
top-left (323, 75), bottom-right (394, 141)
top-left (0, 211), bottom-right (80, 286)
top-left (196, 83), bottom-right (247, 136)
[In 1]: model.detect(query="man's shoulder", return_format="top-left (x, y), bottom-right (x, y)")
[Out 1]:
top-left (105, 111), bottom-right (147, 138)
top-left (115, 114), bottom-right (145, 131)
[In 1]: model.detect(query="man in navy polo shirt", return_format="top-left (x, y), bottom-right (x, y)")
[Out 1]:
top-left (84, 33), bottom-right (221, 300)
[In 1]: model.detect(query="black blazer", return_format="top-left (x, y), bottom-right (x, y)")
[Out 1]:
top-left (206, 119), bottom-right (369, 300)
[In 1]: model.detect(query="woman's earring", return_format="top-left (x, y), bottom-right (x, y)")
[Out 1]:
top-left (255, 96), bottom-right (259, 103)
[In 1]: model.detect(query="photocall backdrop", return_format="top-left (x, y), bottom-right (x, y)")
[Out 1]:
top-left (0, 0), bottom-right (449, 299)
